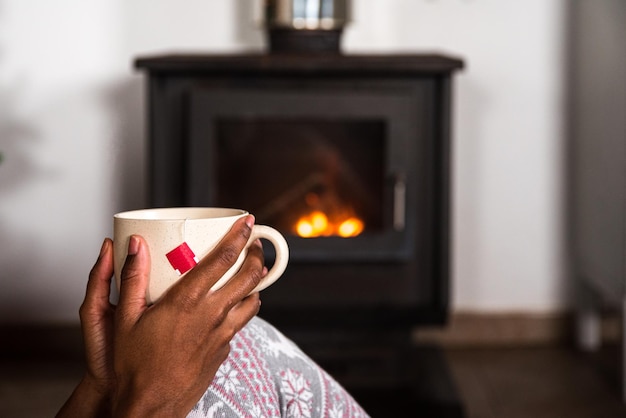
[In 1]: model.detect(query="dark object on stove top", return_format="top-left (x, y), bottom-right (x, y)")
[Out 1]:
top-left (263, 0), bottom-right (349, 53)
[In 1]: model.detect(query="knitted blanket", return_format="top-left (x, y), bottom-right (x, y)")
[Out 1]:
top-left (188, 316), bottom-right (370, 418)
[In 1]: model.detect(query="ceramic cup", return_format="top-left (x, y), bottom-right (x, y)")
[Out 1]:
top-left (113, 207), bottom-right (289, 304)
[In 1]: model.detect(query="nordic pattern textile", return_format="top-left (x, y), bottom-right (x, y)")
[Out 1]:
top-left (188, 316), bottom-right (370, 418)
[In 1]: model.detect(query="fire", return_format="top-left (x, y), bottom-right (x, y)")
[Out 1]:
top-left (295, 210), bottom-right (364, 238)
top-left (338, 217), bottom-right (364, 237)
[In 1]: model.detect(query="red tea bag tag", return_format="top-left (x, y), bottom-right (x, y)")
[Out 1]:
top-left (166, 242), bottom-right (199, 275)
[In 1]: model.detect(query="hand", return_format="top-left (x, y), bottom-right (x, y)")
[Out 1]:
top-left (57, 215), bottom-right (264, 418)
top-left (112, 215), bottom-right (263, 417)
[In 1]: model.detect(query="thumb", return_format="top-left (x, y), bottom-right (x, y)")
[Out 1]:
top-left (116, 235), bottom-right (150, 326)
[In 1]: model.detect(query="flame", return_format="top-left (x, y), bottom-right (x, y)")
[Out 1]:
top-left (338, 217), bottom-right (364, 237)
top-left (295, 211), bottom-right (364, 238)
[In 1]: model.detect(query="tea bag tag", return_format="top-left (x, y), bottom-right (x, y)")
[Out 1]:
top-left (166, 242), bottom-right (198, 275)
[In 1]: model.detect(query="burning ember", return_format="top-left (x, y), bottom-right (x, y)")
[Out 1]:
top-left (295, 210), bottom-right (364, 238)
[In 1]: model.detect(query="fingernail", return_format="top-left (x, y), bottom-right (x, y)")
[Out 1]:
top-left (127, 235), bottom-right (139, 255)
top-left (245, 215), bottom-right (255, 229)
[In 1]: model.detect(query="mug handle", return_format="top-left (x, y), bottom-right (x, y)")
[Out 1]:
top-left (248, 225), bottom-right (290, 293)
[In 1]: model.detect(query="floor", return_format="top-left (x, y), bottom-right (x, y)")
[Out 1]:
top-left (445, 345), bottom-right (626, 418)
top-left (1, 345), bottom-right (626, 417)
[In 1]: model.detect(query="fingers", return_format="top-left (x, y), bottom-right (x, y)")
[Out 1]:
top-left (211, 239), bottom-right (264, 310)
top-left (116, 235), bottom-right (150, 327)
top-left (206, 293), bottom-right (261, 357)
top-left (115, 216), bottom-right (263, 332)
top-left (181, 215), bottom-right (256, 301)
top-left (80, 239), bottom-right (114, 320)
top-left (228, 293), bottom-right (261, 331)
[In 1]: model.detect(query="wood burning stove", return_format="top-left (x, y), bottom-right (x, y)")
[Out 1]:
top-left (135, 53), bottom-right (464, 414)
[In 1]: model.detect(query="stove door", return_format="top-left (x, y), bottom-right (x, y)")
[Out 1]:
top-left (188, 88), bottom-right (426, 262)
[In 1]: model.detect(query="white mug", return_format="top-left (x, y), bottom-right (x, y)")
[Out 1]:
top-left (113, 207), bottom-right (289, 304)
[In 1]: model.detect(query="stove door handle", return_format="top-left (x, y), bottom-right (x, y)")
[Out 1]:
top-left (393, 173), bottom-right (406, 231)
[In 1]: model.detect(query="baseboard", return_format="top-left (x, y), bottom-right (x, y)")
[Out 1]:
top-left (0, 324), bottom-right (83, 362)
top-left (413, 311), bottom-right (622, 348)
top-left (1, 312), bottom-right (622, 361)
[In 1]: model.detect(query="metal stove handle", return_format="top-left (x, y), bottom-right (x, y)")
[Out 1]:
top-left (393, 173), bottom-right (406, 231)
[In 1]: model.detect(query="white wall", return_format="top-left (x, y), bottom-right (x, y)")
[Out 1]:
top-left (0, 0), bottom-right (567, 324)
top-left (341, 0), bottom-right (567, 313)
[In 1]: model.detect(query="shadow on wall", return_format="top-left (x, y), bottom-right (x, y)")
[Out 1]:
top-left (0, 74), bottom-right (146, 323)
top-left (0, 0), bottom-right (45, 196)
top-left (0, 80), bottom-right (45, 195)
top-left (0, 0), bottom-right (47, 255)
top-left (0, 1), bottom-right (62, 323)
top-left (0, 0), bottom-right (146, 322)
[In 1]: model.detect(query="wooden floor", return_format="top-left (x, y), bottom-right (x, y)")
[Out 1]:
top-left (445, 345), bottom-right (626, 418)
top-left (1, 345), bottom-right (626, 417)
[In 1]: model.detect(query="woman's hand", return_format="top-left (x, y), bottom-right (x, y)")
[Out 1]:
top-left (111, 215), bottom-right (263, 417)
top-left (57, 215), bottom-right (264, 418)
top-left (56, 237), bottom-right (117, 418)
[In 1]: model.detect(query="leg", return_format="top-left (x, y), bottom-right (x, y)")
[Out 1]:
top-left (187, 316), bottom-right (370, 417)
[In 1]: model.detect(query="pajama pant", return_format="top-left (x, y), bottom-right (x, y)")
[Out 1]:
top-left (187, 316), bottom-right (370, 418)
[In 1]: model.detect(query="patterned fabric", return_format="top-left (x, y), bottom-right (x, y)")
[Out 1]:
top-left (188, 317), bottom-right (370, 418)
